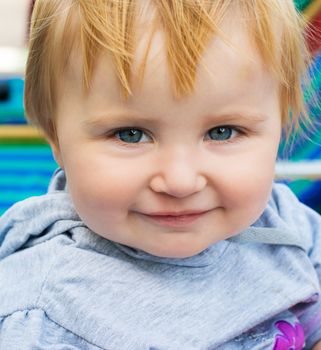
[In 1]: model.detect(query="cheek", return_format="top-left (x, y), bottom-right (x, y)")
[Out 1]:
top-left (63, 155), bottom-right (146, 220)
top-left (66, 171), bottom-right (136, 236)
top-left (218, 146), bottom-right (277, 216)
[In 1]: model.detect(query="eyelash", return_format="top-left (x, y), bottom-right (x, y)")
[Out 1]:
top-left (106, 127), bottom-right (152, 148)
top-left (106, 126), bottom-right (247, 147)
top-left (204, 126), bottom-right (245, 143)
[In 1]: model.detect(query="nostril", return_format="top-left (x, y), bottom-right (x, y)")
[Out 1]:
top-left (0, 81), bottom-right (10, 102)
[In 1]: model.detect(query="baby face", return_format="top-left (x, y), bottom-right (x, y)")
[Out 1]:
top-left (52, 15), bottom-right (281, 258)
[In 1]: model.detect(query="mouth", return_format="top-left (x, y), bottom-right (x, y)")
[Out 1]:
top-left (138, 210), bottom-right (211, 228)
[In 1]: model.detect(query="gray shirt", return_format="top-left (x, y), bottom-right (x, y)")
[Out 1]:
top-left (1, 169), bottom-right (321, 349)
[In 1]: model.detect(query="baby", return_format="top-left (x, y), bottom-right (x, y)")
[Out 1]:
top-left (1, 0), bottom-right (321, 349)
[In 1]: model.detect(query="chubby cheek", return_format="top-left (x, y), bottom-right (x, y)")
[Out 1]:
top-left (63, 155), bottom-right (144, 233)
top-left (219, 148), bottom-right (276, 227)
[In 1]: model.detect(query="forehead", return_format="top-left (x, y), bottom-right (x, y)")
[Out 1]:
top-left (63, 3), bottom-right (277, 111)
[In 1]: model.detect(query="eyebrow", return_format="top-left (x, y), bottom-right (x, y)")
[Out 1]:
top-left (208, 113), bottom-right (269, 123)
top-left (83, 113), bottom-right (161, 129)
top-left (84, 111), bottom-right (269, 129)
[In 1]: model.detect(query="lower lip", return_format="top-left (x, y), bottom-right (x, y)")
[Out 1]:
top-left (140, 212), bottom-right (208, 227)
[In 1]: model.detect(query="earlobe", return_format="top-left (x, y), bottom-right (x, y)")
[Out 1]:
top-left (49, 140), bottom-right (64, 169)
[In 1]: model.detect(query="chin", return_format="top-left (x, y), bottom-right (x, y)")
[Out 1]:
top-left (148, 244), bottom-right (208, 259)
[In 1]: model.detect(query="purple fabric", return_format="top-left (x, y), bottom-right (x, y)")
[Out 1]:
top-left (273, 321), bottom-right (305, 350)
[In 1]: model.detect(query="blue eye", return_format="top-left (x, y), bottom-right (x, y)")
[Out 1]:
top-left (208, 126), bottom-right (233, 141)
top-left (115, 128), bottom-right (149, 143)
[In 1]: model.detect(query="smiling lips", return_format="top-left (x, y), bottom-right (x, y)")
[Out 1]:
top-left (140, 210), bottom-right (211, 227)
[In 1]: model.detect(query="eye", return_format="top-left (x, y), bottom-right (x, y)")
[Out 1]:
top-left (115, 128), bottom-right (151, 143)
top-left (207, 126), bottom-right (236, 141)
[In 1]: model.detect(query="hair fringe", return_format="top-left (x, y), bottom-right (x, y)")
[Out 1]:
top-left (25, 0), bottom-right (312, 143)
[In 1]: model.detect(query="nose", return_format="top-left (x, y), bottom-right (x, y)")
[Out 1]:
top-left (149, 149), bottom-right (207, 198)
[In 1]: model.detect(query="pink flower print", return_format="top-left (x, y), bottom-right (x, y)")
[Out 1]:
top-left (273, 320), bottom-right (305, 350)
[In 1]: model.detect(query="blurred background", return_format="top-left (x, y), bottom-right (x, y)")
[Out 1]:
top-left (0, 0), bottom-right (57, 215)
top-left (0, 0), bottom-right (320, 215)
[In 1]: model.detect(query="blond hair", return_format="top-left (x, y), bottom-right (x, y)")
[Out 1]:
top-left (25, 0), bottom-right (310, 143)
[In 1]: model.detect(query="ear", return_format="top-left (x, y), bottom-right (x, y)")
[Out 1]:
top-left (49, 140), bottom-right (64, 169)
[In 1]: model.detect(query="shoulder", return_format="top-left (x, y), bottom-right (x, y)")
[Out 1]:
top-left (256, 182), bottom-right (321, 251)
top-left (0, 308), bottom-right (100, 349)
top-left (269, 182), bottom-right (320, 225)
top-left (0, 232), bottom-right (72, 317)
top-left (0, 183), bottom-right (83, 314)
top-left (0, 231), bottom-right (107, 348)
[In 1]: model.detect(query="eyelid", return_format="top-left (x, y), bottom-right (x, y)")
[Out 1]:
top-left (205, 125), bottom-right (248, 143)
top-left (106, 127), bottom-right (153, 146)
top-left (104, 124), bottom-right (249, 148)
